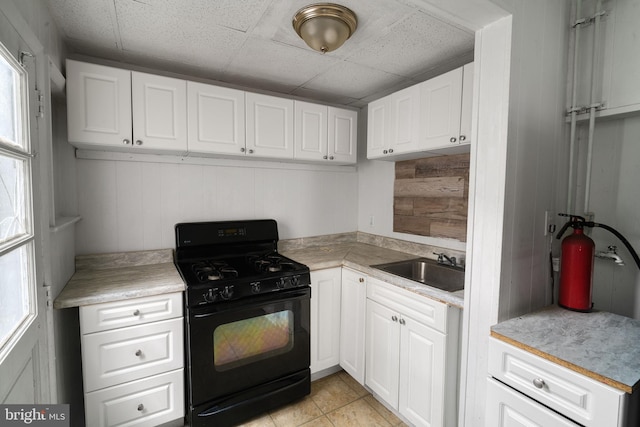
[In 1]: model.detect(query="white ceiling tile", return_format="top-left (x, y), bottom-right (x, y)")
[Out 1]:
top-left (46, 0), bottom-right (118, 48)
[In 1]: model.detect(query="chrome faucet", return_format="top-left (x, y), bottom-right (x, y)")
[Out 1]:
top-left (434, 252), bottom-right (457, 267)
top-left (595, 245), bottom-right (625, 266)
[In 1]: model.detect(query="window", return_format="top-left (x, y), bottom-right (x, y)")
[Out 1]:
top-left (0, 42), bottom-right (36, 353)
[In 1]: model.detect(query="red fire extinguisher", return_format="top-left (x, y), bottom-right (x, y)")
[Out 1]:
top-left (557, 215), bottom-right (595, 312)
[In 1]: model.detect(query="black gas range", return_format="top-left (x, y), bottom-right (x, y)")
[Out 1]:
top-left (174, 219), bottom-right (311, 427)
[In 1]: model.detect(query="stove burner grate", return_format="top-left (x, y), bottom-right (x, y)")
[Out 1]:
top-left (192, 260), bottom-right (238, 282)
top-left (252, 254), bottom-right (296, 274)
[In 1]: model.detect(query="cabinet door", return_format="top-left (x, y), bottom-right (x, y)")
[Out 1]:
top-left (365, 300), bottom-right (400, 408)
top-left (131, 72), bottom-right (187, 152)
top-left (246, 93), bottom-right (294, 159)
top-left (328, 107), bottom-right (357, 164)
top-left (486, 378), bottom-right (580, 427)
top-left (187, 81), bottom-right (245, 155)
top-left (310, 268), bottom-right (342, 374)
top-left (339, 269), bottom-right (366, 384)
top-left (420, 67), bottom-right (463, 150)
top-left (66, 59), bottom-right (132, 147)
top-left (390, 84), bottom-right (421, 155)
top-left (459, 62), bottom-right (474, 145)
top-left (399, 315), bottom-right (446, 427)
top-left (294, 101), bottom-right (328, 161)
top-left (367, 96), bottom-right (390, 159)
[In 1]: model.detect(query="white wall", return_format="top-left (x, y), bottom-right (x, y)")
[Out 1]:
top-left (75, 158), bottom-right (358, 254)
top-left (577, 116), bottom-right (640, 318)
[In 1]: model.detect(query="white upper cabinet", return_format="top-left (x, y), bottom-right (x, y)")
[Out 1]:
top-left (67, 60), bottom-right (187, 154)
top-left (131, 72), bottom-right (187, 151)
top-left (246, 93), bottom-right (294, 159)
top-left (294, 102), bottom-right (357, 164)
top-left (294, 101), bottom-right (327, 161)
top-left (187, 82), bottom-right (245, 155)
top-left (327, 107), bottom-right (357, 164)
top-left (67, 60), bottom-right (132, 147)
top-left (367, 62), bottom-right (474, 161)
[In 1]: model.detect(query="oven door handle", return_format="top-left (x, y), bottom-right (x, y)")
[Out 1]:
top-left (198, 372), bottom-right (309, 417)
top-left (190, 287), bottom-right (310, 318)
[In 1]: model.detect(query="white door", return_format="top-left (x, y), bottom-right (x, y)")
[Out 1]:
top-left (310, 268), bottom-right (341, 374)
top-left (131, 71), bottom-right (187, 153)
top-left (486, 379), bottom-right (580, 427)
top-left (399, 316), bottom-right (446, 427)
top-left (294, 101), bottom-right (327, 162)
top-left (420, 67), bottom-right (463, 150)
top-left (339, 269), bottom-right (366, 384)
top-left (365, 300), bottom-right (400, 408)
top-left (66, 59), bottom-right (132, 147)
top-left (390, 85), bottom-right (421, 155)
top-left (246, 93), bottom-right (294, 159)
top-left (187, 81), bottom-right (245, 155)
top-left (367, 96), bottom-right (390, 159)
top-left (0, 15), bottom-right (49, 405)
top-left (328, 107), bottom-right (357, 164)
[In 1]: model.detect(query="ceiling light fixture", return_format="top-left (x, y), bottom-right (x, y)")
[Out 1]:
top-left (292, 3), bottom-right (357, 54)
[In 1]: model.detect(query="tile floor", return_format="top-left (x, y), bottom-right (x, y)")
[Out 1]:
top-left (237, 371), bottom-right (409, 427)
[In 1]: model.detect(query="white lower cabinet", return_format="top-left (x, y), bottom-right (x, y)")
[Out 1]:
top-left (487, 337), bottom-right (629, 427)
top-left (80, 292), bottom-right (184, 427)
top-left (310, 268), bottom-right (342, 374)
top-left (339, 268), bottom-right (367, 384)
top-left (365, 277), bottom-right (460, 427)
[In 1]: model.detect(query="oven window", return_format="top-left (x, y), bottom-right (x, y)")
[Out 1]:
top-left (213, 310), bottom-right (294, 371)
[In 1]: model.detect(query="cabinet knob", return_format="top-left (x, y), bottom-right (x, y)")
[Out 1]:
top-left (388, 149), bottom-right (393, 153)
top-left (459, 135), bottom-right (466, 142)
top-left (391, 315), bottom-right (398, 322)
top-left (383, 150), bottom-right (388, 154)
top-left (135, 139), bottom-right (143, 146)
top-left (122, 139), bottom-right (131, 145)
top-left (135, 349), bottom-right (142, 357)
top-left (240, 147), bottom-right (246, 153)
top-left (323, 155), bottom-right (328, 159)
top-left (359, 278), bottom-right (364, 283)
top-left (137, 404), bottom-right (144, 412)
top-left (248, 149), bottom-right (254, 154)
top-left (133, 309), bottom-right (140, 316)
top-left (399, 318), bottom-right (406, 325)
top-left (450, 137), bottom-right (457, 143)
top-left (532, 378), bottom-right (546, 389)
top-left (329, 156), bottom-right (334, 160)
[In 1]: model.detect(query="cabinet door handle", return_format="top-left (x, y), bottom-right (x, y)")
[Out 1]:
top-left (135, 139), bottom-right (143, 146)
top-left (122, 139), bottom-right (131, 145)
top-left (383, 150), bottom-right (388, 154)
top-left (323, 155), bottom-right (328, 159)
top-left (248, 149), bottom-right (254, 154)
top-left (399, 318), bottom-right (406, 325)
top-left (532, 378), bottom-right (546, 389)
top-left (240, 147), bottom-right (246, 153)
top-left (450, 137), bottom-right (457, 143)
top-left (329, 156), bottom-right (334, 160)
top-left (358, 278), bottom-right (364, 283)
top-left (388, 149), bottom-right (393, 153)
top-left (137, 404), bottom-right (144, 412)
top-left (133, 309), bottom-right (140, 316)
top-left (391, 315), bottom-right (398, 322)
top-left (459, 135), bottom-right (466, 142)
top-left (135, 349), bottom-right (142, 357)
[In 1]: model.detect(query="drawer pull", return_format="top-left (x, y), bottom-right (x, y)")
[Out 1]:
top-left (135, 350), bottom-right (142, 357)
top-left (133, 310), bottom-right (140, 316)
top-left (533, 378), bottom-right (546, 389)
top-left (137, 404), bottom-right (144, 412)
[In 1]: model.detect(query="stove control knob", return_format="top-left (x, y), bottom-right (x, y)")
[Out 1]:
top-left (251, 282), bottom-right (261, 293)
top-left (220, 286), bottom-right (234, 300)
top-left (277, 277), bottom-right (288, 289)
top-left (291, 275), bottom-right (300, 287)
top-left (203, 288), bottom-right (217, 303)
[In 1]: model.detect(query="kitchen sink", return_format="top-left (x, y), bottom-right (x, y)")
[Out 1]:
top-left (371, 258), bottom-right (465, 292)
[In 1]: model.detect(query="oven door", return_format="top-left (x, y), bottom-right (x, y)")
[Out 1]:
top-left (186, 286), bottom-right (310, 407)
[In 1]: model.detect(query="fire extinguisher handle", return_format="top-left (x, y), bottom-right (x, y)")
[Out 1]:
top-left (555, 220), bottom-right (573, 240)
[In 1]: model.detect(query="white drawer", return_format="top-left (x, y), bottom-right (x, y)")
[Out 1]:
top-left (80, 292), bottom-right (183, 334)
top-left (367, 277), bottom-right (448, 333)
top-left (82, 318), bottom-right (183, 392)
top-left (85, 368), bottom-right (184, 427)
top-left (488, 337), bottom-right (625, 427)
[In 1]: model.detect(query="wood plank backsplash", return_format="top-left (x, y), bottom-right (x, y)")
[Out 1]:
top-left (393, 153), bottom-right (469, 241)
